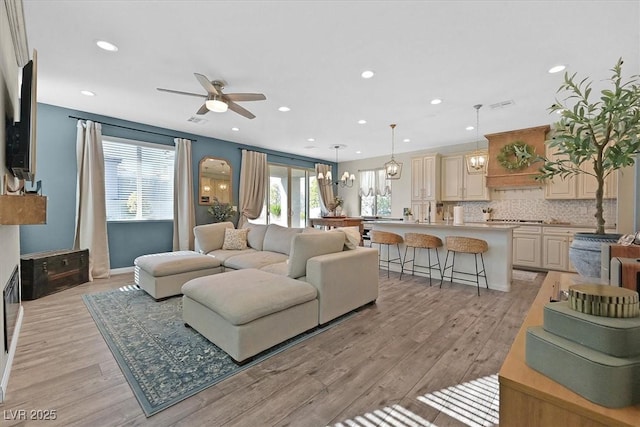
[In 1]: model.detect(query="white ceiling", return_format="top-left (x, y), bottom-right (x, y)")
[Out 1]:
top-left (22, 0), bottom-right (640, 162)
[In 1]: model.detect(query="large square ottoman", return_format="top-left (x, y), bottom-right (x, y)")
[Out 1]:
top-left (182, 268), bottom-right (319, 363)
top-left (134, 250), bottom-right (222, 300)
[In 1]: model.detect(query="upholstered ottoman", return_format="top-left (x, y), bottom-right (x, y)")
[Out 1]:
top-left (134, 250), bottom-right (222, 300)
top-left (182, 268), bottom-right (319, 363)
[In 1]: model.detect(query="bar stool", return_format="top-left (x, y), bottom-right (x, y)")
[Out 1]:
top-left (400, 233), bottom-right (443, 286)
top-left (370, 230), bottom-right (404, 278)
top-left (440, 236), bottom-right (489, 296)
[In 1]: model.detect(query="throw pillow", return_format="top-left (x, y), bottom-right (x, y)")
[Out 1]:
top-left (331, 226), bottom-right (361, 250)
top-left (222, 228), bottom-right (249, 250)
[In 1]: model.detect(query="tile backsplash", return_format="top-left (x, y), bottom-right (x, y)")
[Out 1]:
top-left (445, 187), bottom-right (617, 227)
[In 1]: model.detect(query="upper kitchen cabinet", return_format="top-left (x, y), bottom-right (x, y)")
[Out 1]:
top-left (441, 154), bottom-right (489, 201)
top-left (411, 155), bottom-right (441, 202)
top-left (544, 145), bottom-right (617, 200)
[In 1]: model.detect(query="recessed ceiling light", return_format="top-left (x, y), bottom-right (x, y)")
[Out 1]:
top-left (307, 138), bottom-right (315, 142)
top-left (430, 98), bottom-right (442, 105)
top-left (80, 90), bottom-right (96, 96)
top-left (403, 138), bottom-right (410, 143)
top-left (466, 126), bottom-right (474, 131)
top-left (361, 70), bottom-right (375, 79)
top-left (548, 65), bottom-right (566, 74)
top-left (278, 106), bottom-right (290, 112)
top-left (304, 145), bottom-right (317, 149)
top-left (356, 150), bottom-right (362, 154)
top-left (96, 40), bottom-right (118, 52)
top-left (357, 119), bottom-right (367, 124)
top-left (231, 127), bottom-right (239, 131)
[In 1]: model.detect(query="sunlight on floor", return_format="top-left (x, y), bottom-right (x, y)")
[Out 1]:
top-left (331, 374), bottom-right (499, 427)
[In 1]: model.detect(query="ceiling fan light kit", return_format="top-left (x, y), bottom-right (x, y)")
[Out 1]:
top-left (384, 124), bottom-right (403, 180)
top-left (205, 97), bottom-right (228, 113)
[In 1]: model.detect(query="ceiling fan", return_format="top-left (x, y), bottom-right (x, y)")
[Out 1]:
top-left (157, 73), bottom-right (266, 119)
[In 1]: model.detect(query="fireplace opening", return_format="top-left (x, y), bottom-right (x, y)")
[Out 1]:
top-left (4, 265), bottom-right (20, 353)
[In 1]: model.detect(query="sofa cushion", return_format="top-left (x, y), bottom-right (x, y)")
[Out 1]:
top-left (207, 248), bottom-right (257, 263)
top-left (182, 269), bottom-right (318, 326)
top-left (242, 223), bottom-right (269, 251)
top-left (260, 261), bottom-right (288, 276)
top-left (194, 222), bottom-right (235, 254)
top-left (223, 251), bottom-right (288, 270)
top-left (263, 224), bottom-right (303, 255)
top-left (222, 228), bottom-right (249, 250)
top-left (287, 232), bottom-right (346, 278)
top-left (135, 250), bottom-right (221, 277)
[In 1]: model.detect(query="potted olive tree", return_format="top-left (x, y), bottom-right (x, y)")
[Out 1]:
top-left (537, 58), bottom-right (640, 278)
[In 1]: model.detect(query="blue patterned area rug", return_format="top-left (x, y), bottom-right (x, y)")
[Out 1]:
top-left (83, 285), bottom-right (353, 417)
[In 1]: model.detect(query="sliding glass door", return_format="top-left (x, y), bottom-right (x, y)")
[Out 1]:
top-left (252, 164), bottom-right (317, 227)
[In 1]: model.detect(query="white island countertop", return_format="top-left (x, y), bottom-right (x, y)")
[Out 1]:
top-left (371, 221), bottom-right (516, 292)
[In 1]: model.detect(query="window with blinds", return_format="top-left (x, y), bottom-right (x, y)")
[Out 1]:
top-left (102, 137), bottom-right (175, 221)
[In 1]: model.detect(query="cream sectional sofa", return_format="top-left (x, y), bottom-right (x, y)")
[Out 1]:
top-left (192, 221), bottom-right (379, 324)
top-left (182, 221), bottom-right (379, 362)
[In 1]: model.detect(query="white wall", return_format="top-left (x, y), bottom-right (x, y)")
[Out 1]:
top-left (0, 1), bottom-right (25, 401)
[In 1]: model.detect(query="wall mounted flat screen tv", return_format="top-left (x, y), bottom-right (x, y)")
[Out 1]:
top-left (6, 49), bottom-right (37, 182)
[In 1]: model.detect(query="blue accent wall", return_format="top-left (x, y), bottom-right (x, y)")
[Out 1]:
top-left (20, 103), bottom-right (335, 268)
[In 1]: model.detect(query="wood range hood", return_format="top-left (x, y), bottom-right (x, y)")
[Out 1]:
top-left (485, 125), bottom-right (550, 188)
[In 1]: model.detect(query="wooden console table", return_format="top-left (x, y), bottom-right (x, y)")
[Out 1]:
top-left (499, 271), bottom-right (640, 426)
top-left (309, 217), bottom-right (364, 246)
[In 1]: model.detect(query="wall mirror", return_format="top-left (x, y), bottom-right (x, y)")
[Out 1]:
top-left (199, 156), bottom-right (232, 205)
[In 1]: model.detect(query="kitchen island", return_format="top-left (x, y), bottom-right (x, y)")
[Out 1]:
top-left (371, 221), bottom-right (519, 292)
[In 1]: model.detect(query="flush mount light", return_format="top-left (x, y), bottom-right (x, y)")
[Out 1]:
top-left (96, 40), bottom-right (118, 52)
top-left (361, 70), bottom-right (375, 79)
top-left (206, 97), bottom-right (228, 113)
top-left (80, 90), bottom-right (96, 96)
top-left (357, 119), bottom-right (367, 124)
top-left (278, 106), bottom-right (291, 112)
top-left (430, 98), bottom-right (442, 105)
top-left (231, 127), bottom-right (239, 131)
top-left (548, 65), bottom-right (566, 74)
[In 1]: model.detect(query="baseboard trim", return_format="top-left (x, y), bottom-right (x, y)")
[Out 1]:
top-left (110, 266), bottom-right (134, 275)
top-left (0, 305), bottom-right (23, 403)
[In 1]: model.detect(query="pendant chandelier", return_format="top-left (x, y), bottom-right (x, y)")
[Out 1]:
top-left (317, 145), bottom-right (355, 188)
top-left (384, 124), bottom-right (403, 180)
top-left (466, 104), bottom-right (488, 174)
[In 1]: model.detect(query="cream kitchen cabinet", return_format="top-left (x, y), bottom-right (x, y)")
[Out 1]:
top-left (441, 155), bottom-right (489, 201)
top-left (512, 226), bottom-right (542, 268)
top-left (544, 145), bottom-right (617, 200)
top-left (541, 227), bottom-right (592, 272)
top-left (411, 155), bottom-right (440, 201)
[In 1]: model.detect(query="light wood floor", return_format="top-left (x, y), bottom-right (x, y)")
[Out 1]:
top-left (2, 269), bottom-right (543, 426)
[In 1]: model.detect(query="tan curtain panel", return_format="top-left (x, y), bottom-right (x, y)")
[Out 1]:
top-left (315, 163), bottom-right (334, 216)
top-left (172, 138), bottom-right (195, 251)
top-left (74, 120), bottom-right (110, 280)
top-left (238, 150), bottom-right (267, 228)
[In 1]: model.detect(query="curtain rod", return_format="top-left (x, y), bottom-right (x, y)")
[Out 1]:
top-left (237, 146), bottom-right (332, 163)
top-left (68, 116), bottom-right (197, 141)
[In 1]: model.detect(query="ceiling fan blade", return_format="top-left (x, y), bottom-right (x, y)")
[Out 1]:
top-left (196, 103), bottom-right (209, 115)
top-left (224, 93), bottom-right (266, 102)
top-left (194, 73), bottom-right (220, 95)
top-left (227, 101), bottom-right (256, 119)
top-left (157, 87), bottom-right (207, 98)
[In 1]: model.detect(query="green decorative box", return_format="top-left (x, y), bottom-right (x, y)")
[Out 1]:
top-left (526, 326), bottom-right (640, 408)
top-left (544, 301), bottom-right (640, 358)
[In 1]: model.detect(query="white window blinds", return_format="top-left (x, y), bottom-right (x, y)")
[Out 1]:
top-left (103, 137), bottom-right (175, 221)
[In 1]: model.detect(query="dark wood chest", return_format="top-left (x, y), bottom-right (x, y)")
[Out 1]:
top-left (21, 249), bottom-right (89, 300)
